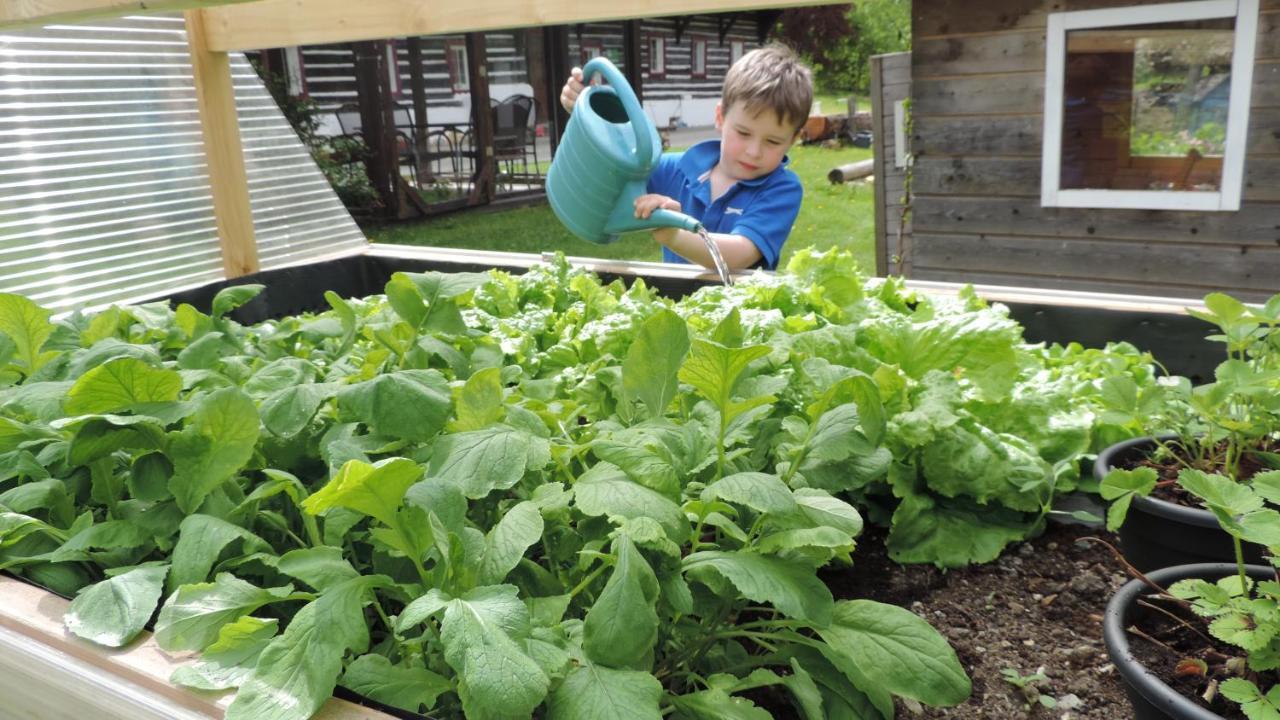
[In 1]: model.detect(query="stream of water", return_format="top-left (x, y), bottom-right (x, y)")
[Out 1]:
top-left (696, 226), bottom-right (733, 287)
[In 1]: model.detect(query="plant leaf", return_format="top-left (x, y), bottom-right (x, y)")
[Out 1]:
top-left (339, 654), bottom-right (452, 713)
top-left (155, 573), bottom-right (295, 652)
top-left (169, 514), bottom-right (268, 592)
top-left (170, 616), bottom-right (278, 691)
top-left (438, 584), bottom-right (549, 719)
top-left (477, 500), bottom-right (544, 585)
top-left (0, 293), bottom-right (54, 376)
top-left (573, 463), bottom-right (686, 543)
top-left (336, 370), bottom-right (452, 443)
top-left (816, 599), bottom-right (971, 706)
top-left (64, 564), bottom-right (168, 647)
top-left (584, 535), bottom-right (659, 669)
top-left (703, 472), bottom-right (798, 516)
top-left (683, 550), bottom-right (833, 626)
top-left (167, 387), bottom-right (260, 513)
top-left (302, 457), bottom-right (423, 528)
top-left (428, 424), bottom-right (550, 500)
top-left (65, 357), bottom-right (182, 415)
top-left (621, 308), bottom-right (690, 420)
top-left (547, 661), bottom-right (663, 720)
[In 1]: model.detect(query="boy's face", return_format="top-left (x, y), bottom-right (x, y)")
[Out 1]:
top-left (714, 102), bottom-right (799, 182)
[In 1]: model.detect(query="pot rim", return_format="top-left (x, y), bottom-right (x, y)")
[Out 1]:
top-left (1103, 562), bottom-right (1274, 720)
top-left (1095, 435), bottom-right (1222, 528)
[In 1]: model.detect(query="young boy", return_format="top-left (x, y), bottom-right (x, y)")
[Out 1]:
top-left (560, 44), bottom-right (812, 271)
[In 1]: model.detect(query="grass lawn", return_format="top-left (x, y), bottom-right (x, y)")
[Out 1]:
top-left (364, 142), bottom-right (877, 274)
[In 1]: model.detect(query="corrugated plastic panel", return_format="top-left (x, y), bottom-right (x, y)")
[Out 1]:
top-left (0, 14), bottom-right (366, 311)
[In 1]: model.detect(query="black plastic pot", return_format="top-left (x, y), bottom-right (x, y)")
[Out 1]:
top-left (1094, 436), bottom-right (1266, 571)
top-left (1104, 563), bottom-right (1272, 720)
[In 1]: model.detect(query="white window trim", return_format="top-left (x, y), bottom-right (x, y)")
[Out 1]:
top-left (1040, 0), bottom-right (1258, 211)
top-left (650, 37), bottom-right (666, 76)
top-left (730, 41), bottom-right (745, 65)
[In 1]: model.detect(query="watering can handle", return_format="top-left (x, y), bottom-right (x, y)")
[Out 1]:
top-left (581, 57), bottom-right (652, 164)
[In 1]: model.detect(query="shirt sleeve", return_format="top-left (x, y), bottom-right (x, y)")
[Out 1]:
top-left (645, 151), bottom-right (684, 196)
top-left (729, 173), bottom-right (803, 270)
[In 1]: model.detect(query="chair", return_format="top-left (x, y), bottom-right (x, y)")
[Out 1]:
top-left (490, 94), bottom-right (538, 190)
top-left (332, 102), bottom-right (418, 185)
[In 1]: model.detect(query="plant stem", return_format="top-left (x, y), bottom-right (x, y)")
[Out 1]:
top-left (1079, 536), bottom-right (1180, 599)
top-left (568, 564), bottom-right (607, 600)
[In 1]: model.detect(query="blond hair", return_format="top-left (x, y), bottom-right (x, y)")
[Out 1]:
top-left (721, 44), bottom-right (813, 134)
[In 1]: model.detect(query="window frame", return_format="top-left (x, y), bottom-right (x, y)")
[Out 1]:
top-left (284, 46), bottom-right (308, 97)
top-left (445, 39), bottom-right (469, 93)
top-left (580, 40), bottom-right (605, 66)
top-left (1040, 0), bottom-right (1258, 212)
top-left (691, 35), bottom-right (709, 79)
top-left (647, 35), bottom-right (667, 79)
top-left (730, 40), bottom-right (745, 66)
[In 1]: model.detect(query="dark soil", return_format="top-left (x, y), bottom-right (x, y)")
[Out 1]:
top-left (1127, 590), bottom-right (1252, 720)
top-left (824, 522), bottom-right (1133, 719)
top-left (1124, 438), bottom-right (1278, 509)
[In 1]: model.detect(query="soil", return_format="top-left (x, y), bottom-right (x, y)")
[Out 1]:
top-left (823, 522), bottom-right (1134, 719)
top-left (1128, 590), bottom-right (1252, 720)
top-left (1124, 438), bottom-right (1278, 509)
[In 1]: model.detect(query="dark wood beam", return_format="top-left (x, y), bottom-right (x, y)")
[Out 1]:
top-left (542, 24), bottom-right (572, 156)
top-left (673, 16), bottom-right (691, 44)
top-left (753, 10), bottom-right (781, 44)
top-left (623, 20), bottom-right (643, 104)
top-left (716, 14), bottom-right (738, 44)
top-left (465, 32), bottom-right (495, 206)
top-left (353, 40), bottom-right (401, 218)
top-left (405, 36), bottom-right (430, 182)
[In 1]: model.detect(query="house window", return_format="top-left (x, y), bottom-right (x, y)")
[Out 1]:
top-left (580, 41), bottom-right (605, 66)
top-left (730, 41), bottom-right (745, 66)
top-left (648, 36), bottom-right (666, 78)
top-left (385, 41), bottom-right (402, 98)
top-left (446, 40), bottom-right (469, 92)
top-left (692, 37), bottom-right (708, 78)
top-left (1041, 0), bottom-right (1259, 211)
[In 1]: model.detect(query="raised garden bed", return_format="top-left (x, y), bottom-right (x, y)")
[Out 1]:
top-left (0, 245), bottom-right (1231, 719)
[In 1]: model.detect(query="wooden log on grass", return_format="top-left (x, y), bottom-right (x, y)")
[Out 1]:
top-left (828, 159), bottom-right (875, 184)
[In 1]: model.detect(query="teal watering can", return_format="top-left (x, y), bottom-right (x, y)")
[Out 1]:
top-left (546, 57), bottom-right (703, 244)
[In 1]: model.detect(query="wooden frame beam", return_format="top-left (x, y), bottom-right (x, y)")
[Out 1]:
top-left (195, 0), bottom-right (843, 53)
top-left (185, 10), bottom-right (260, 278)
top-left (1, 0), bottom-right (258, 30)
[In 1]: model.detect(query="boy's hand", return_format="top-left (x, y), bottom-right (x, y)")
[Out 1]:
top-left (634, 194), bottom-right (681, 219)
top-left (560, 67), bottom-right (585, 114)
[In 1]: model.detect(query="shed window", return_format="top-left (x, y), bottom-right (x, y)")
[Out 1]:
top-left (446, 40), bottom-right (469, 92)
top-left (648, 36), bottom-right (666, 78)
top-left (1041, 0), bottom-right (1258, 211)
top-left (386, 42), bottom-right (402, 98)
top-left (730, 41), bottom-right (745, 66)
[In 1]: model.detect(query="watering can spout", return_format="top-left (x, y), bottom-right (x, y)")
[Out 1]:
top-left (545, 57), bottom-right (702, 245)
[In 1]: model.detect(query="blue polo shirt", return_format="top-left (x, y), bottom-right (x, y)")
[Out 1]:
top-left (646, 139), bottom-right (802, 270)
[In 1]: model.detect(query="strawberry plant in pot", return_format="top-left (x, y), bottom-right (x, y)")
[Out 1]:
top-left (1098, 291), bottom-right (1280, 571)
top-left (1103, 469), bottom-right (1280, 719)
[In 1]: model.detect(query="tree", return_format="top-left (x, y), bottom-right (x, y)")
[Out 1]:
top-left (775, 0), bottom-right (911, 95)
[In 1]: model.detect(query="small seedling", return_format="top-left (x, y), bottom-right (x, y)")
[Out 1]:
top-left (1001, 666), bottom-right (1058, 710)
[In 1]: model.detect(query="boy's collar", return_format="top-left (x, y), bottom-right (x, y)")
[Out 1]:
top-left (677, 139), bottom-right (790, 188)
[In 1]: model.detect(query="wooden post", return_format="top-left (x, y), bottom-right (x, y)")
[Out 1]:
top-left (353, 40), bottom-right (401, 217)
top-left (466, 32), bottom-right (495, 205)
top-left (406, 36), bottom-right (430, 182)
top-left (184, 10), bottom-right (259, 278)
top-left (623, 20), bottom-right (643, 105)
top-left (869, 54), bottom-right (888, 277)
top-left (542, 25), bottom-right (571, 156)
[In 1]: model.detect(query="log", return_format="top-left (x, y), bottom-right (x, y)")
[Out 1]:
top-left (828, 159), bottom-right (875, 184)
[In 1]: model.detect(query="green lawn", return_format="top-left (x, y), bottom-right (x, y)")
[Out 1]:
top-left (364, 143), bottom-right (877, 273)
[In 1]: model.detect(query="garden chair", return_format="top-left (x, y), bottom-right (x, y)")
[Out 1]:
top-left (490, 94), bottom-right (538, 190)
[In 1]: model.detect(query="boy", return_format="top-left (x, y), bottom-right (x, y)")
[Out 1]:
top-left (560, 44), bottom-right (812, 271)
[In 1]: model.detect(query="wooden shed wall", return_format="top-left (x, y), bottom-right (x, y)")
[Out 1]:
top-left (871, 52), bottom-right (912, 276)
top-left (908, 0), bottom-right (1280, 301)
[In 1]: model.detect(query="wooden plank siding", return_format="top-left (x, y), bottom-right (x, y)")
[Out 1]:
top-left (871, 52), bottom-right (912, 276)
top-left (907, 0), bottom-right (1280, 301)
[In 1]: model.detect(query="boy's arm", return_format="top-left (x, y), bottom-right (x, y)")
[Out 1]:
top-left (653, 228), bottom-right (763, 270)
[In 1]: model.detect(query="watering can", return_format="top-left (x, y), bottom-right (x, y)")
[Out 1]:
top-left (545, 57), bottom-right (703, 244)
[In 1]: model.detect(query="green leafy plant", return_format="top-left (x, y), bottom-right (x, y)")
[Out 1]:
top-left (1000, 666), bottom-right (1057, 710)
top-left (1102, 291), bottom-right (1280, 531)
